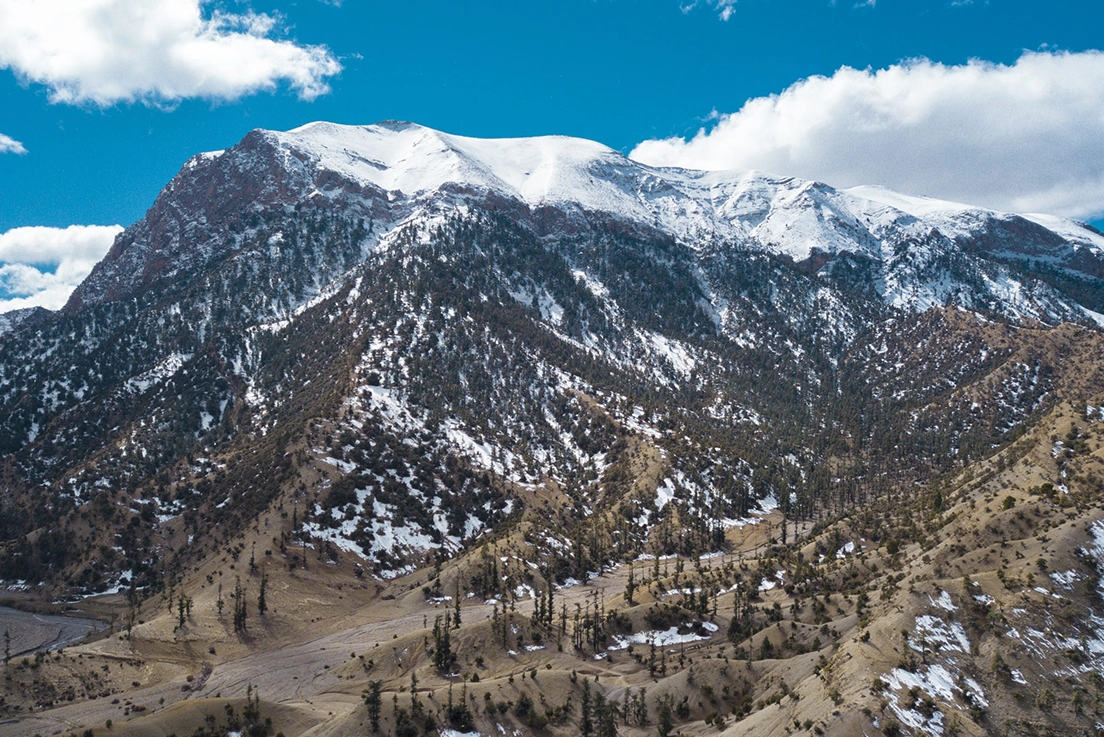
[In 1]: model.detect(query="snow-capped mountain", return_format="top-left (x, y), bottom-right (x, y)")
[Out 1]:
top-left (2, 121), bottom-right (1103, 594)
top-left (263, 121), bottom-right (1104, 275)
top-left (74, 120), bottom-right (1103, 324)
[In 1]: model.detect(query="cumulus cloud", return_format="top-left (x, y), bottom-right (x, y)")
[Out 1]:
top-left (0, 225), bottom-right (122, 313)
top-left (0, 0), bottom-right (341, 106)
top-left (0, 133), bottom-right (26, 154)
top-left (631, 51), bottom-right (1104, 220)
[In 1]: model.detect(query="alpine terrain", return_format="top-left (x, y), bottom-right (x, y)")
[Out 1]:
top-left (1, 121), bottom-right (1104, 737)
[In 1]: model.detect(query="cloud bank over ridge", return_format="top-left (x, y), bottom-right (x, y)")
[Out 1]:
top-left (631, 51), bottom-right (1104, 220)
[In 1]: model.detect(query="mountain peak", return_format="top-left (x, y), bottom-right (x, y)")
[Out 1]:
top-left (264, 120), bottom-right (623, 207)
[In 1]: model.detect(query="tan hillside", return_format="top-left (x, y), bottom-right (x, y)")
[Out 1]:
top-left (4, 375), bottom-right (1104, 737)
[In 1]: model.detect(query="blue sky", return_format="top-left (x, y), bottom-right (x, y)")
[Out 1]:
top-left (2, 0), bottom-right (1104, 310)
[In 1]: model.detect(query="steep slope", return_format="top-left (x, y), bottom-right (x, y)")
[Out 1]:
top-left (0, 120), bottom-right (1102, 597)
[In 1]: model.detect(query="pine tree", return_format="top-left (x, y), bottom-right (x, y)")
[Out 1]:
top-left (364, 680), bottom-right (382, 734)
top-left (233, 576), bottom-right (248, 632)
top-left (258, 570), bottom-right (268, 616)
top-left (453, 578), bottom-right (461, 628)
top-left (595, 689), bottom-right (617, 737)
top-left (410, 672), bottom-right (421, 714)
top-left (432, 614), bottom-right (452, 671)
top-left (126, 594), bottom-right (138, 639)
top-left (546, 579), bottom-right (554, 625)
top-left (633, 688), bottom-right (649, 726)
top-left (580, 678), bottom-right (593, 737)
top-left (445, 683), bottom-right (474, 731)
top-left (657, 695), bottom-right (674, 737)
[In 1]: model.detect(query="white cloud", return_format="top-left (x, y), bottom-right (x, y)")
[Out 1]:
top-left (0, 0), bottom-right (341, 106)
top-left (682, 1), bottom-right (738, 21)
top-left (631, 51), bottom-right (1104, 220)
top-left (713, 1), bottom-right (737, 20)
top-left (0, 133), bottom-right (26, 154)
top-left (0, 225), bottom-right (122, 313)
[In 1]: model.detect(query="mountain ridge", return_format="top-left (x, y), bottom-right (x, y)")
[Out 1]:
top-left (67, 120), bottom-right (1104, 328)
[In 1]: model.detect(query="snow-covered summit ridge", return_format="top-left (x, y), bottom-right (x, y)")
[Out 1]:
top-left (849, 185), bottom-right (1104, 253)
top-left (263, 120), bottom-right (1104, 264)
top-left (268, 120), bottom-right (632, 214)
top-left (279, 121), bottom-right (612, 189)
top-left (70, 119), bottom-right (1103, 325)
top-left (266, 120), bottom-right (842, 247)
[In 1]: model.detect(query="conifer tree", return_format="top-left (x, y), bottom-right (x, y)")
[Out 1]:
top-left (546, 578), bottom-right (554, 625)
top-left (453, 578), bottom-right (461, 628)
top-left (126, 594), bottom-right (138, 638)
top-left (410, 672), bottom-right (421, 714)
top-left (657, 695), bottom-right (674, 737)
top-left (432, 613), bottom-right (452, 671)
top-left (233, 576), bottom-right (248, 632)
top-left (580, 678), bottom-right (593, 737)
top-left (364, 680), bottom-right (382, 734)
top-left (595, 689), bottom-right (617, 737)
top-left (258, 570), bottom-right (268, 616)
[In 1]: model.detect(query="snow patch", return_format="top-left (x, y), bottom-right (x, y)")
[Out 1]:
top-left (929, 590), bottom-right (956, 612)
top-left (911, 614), bottom-right (971, 654)
top-left (607, 622), bottom-right (718, 650)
